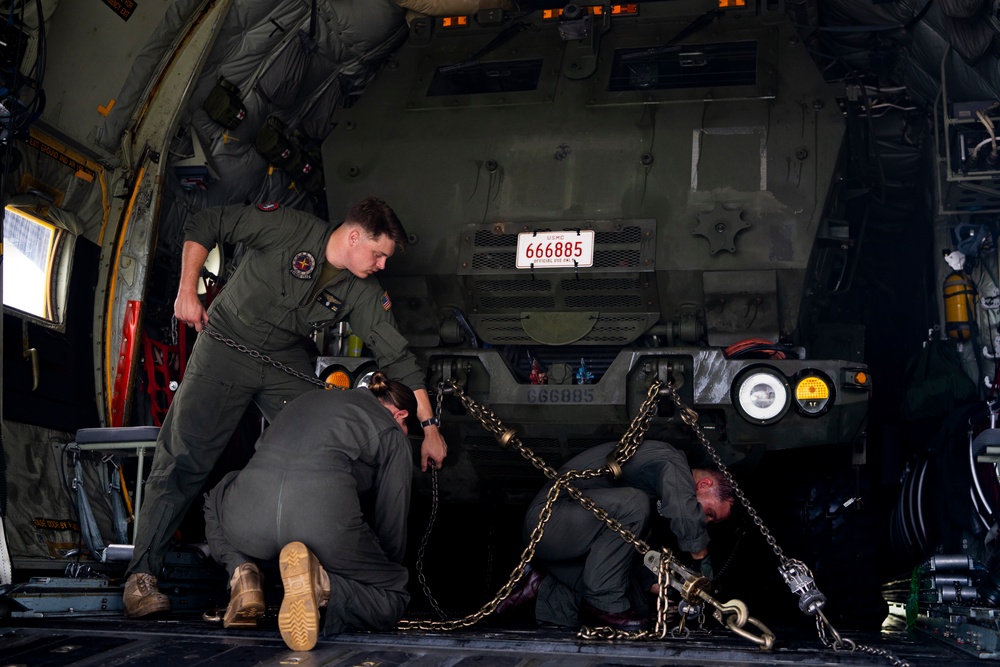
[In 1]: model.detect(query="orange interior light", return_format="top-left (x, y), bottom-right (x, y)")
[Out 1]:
top-left (441, 15), bottom-right (468, 28)
top-left (610, 4), bottom-right (639, 15)
top-left (719, 0), bottom-right (747, 7)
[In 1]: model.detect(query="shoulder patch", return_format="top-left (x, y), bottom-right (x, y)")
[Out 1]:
top-left (380, 291), bottom-right (392, 311)
top-left (290, 251), bottom-right (316, 279)
top-left (257, 201), bottom-right (280, 212)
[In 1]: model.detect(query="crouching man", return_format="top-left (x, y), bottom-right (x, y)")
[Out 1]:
top-left (202, 371), bottom-right (417, 650)
top-left (500, 439), bottom-right (734, 630)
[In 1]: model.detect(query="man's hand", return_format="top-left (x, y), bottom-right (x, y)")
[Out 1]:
top-left (175, 289), bottom-right (209, 331)
top-left (695, 554), bottom-right (714, 581)
top-left (414, 388), bottom-right (448, 471)
top-left (175, 240), bottom-right (212, 331)
top-left (420, 426), bottom-right (447, 471)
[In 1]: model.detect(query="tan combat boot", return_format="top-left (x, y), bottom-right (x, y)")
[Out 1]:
top-left (277, 541), bottom-right (330, 651)
top-left (123, 573), bottom-right (171, 617)
top-left (223, 562), bottom-right (266, 628)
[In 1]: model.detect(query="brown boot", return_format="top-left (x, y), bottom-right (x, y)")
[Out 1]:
top-left (278, 542), bottom-right (328, 651)
top-left (123, 573), bottom-right (171, 618)
top-left (223, 562), bottom-right (265, 628)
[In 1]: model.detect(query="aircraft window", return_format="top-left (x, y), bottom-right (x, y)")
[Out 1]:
top-left (608, 40), bottom-right (757, 91)
top-left (427, 59), bottom-right (543, 96)
top-left (2, 205), bottom-right (75, 329)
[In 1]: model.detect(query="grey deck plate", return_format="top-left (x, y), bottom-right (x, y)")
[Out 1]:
top-left (0, 616), bottom-right (974, 666)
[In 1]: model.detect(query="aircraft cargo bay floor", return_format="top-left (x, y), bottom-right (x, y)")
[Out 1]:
top-left (0, 615), bottom-right (983, 667)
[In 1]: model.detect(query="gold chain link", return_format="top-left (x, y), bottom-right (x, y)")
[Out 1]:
top-left (201, 327), bottom-right (336, 390)
top-left (398, 379), bottom-right (775, 651)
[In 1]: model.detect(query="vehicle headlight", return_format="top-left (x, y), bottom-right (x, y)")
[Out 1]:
top-left (733, 368), bottom-right (790, 424)
top-left (355, 369), bottom-right (377, 389)
top-left (794, 372), bottom-right (834, 416)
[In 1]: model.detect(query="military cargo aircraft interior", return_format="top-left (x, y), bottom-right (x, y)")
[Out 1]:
top-left (1, 0), bottom-right (1000, 664)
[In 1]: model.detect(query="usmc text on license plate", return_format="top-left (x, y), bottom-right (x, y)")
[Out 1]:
top-left (516, 230), bottom-right (595, 269)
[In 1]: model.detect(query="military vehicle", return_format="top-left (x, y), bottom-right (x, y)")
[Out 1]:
top-left (1, 0), bottom-right (999, 662)
top-left (318, 0), bottom-right (872, 494)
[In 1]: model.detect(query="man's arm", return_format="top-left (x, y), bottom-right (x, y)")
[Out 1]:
top-left (414, 388), bottom-right (447, 471)
top-left (175, 240), bottom-right (211, 332)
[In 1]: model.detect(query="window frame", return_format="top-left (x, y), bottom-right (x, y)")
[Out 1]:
top-left (3, 204), bottom-right (77, 331)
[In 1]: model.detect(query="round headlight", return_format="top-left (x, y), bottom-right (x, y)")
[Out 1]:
top-left (794, 373), bottom-right (833, 416)
top-left (734, 368), bottom-right (790, 424)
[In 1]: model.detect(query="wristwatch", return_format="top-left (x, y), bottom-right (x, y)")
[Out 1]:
top-left (420, 416), bottom-right (441, 429)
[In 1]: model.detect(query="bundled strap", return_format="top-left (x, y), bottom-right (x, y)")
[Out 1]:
top-left (71, 448), bottom-right (106, 560)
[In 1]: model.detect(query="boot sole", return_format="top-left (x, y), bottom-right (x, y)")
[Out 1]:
top-left (278, 542), bottom-right (319, 651)
top-left (223, 593), bottom-right (266, 628)
top-left (124, 596), bottom-right (171, 618)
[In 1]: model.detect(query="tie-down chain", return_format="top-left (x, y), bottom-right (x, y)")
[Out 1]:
top-left (187, 330), bottom-right (905, 664)
top-left (400, 379), bottom-right (774, 649)
top-left (406, 378), bottom-right (909, 666)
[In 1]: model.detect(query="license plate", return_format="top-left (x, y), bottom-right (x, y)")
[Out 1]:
top-left (515, 230), bottom-right (595, 269)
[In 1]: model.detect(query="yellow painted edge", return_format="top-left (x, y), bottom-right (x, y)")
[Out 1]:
top-left (26, 126), bottom-right (112, 245)
top-left (103, 164), bottom-right (146, 420)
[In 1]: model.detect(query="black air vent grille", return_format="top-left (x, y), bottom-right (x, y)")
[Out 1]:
top-left (480, 295), bottom-right (556, 309)
top-left (609, 41), bottom-right (757, 92)
top-left (474, 230), bottom-right (519, 247)
top-left (595, 227), bottom-right (643, 244)
top-left (565, 294), bottom-right (642, 308)
top-left (472, 251), bottom-right (516, 270)
top-left (593, 250), bottom-right (641, 268)
top-left (460, 219), bottom-right (657, 344)
top-left (472, 313), bottom-right (655, 344)
top-left (429, 59), bottom-right (544, 97)
top-left (476, 279), bottom-right (552, 291)
top-left (563, 278), bottom-right (640, 291)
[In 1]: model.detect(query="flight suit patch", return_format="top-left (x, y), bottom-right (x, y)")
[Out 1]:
top-left (290, 251), bottom-right (316, 279)
top-left (317, 290), bottom-right (343, 313)
top-left (380, 291), bottom-right (392, 311)
top-left (258, 201), bottom-right (280, 212)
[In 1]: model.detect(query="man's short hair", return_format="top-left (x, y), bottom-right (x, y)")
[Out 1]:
top-left (345, 196), bottom-right (408, 249)
top-left (708, 469), bottom-right (736, 504)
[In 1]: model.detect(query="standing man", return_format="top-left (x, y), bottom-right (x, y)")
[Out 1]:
top-left (504, 440), bottom-right (733, 629)
top-left (123, 196), bottom-right (447, 617)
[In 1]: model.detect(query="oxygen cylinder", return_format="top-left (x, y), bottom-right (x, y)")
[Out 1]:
top-left (944, 271), bottom-right (977, 340)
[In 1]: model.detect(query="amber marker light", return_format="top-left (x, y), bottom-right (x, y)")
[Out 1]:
top-left (794, 374), bottom-right (833, 416)
top-left (323, 369), bottom-right (352, 390)
top-left (796, 376), bottom-right (829, 401)
top-left (842, 368), bottom-right (871, 388)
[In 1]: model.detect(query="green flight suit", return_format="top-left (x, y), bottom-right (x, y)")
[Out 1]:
top-left (203, 388), bottom-right (412, 633)
top-left (128, 202), bottom-right (423, 579)
top-left (523, 440), bottom-right (708, 627)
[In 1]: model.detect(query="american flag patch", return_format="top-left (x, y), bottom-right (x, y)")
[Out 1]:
top-left (380, 291), bottom-right (392, 311)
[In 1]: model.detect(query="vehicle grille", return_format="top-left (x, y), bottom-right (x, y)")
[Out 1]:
top-left (459, 219), bottom-right (659, 345)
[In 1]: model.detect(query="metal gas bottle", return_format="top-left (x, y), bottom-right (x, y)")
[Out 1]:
top-left (944, 271), bottom-right (977, 340)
